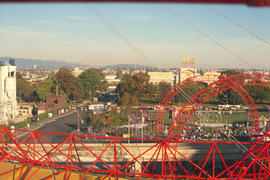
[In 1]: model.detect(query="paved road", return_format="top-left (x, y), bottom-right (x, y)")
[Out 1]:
top-left (35, 111), bottom-right (79, 143)
top-left (18, 111), bottom-right (79, 143)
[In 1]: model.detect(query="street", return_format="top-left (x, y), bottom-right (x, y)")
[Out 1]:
top-left (18, 111), bottom-right (79, 143)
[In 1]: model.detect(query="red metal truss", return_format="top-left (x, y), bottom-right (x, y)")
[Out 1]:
top-left (0, 127), bottom-right (265, 179)
top-left (156, 74), bottom-right (259, 139)
top-left (1, 73), bottom-right (270, 179)
top-left (167, 74), bottom-right (270, 141)
top-left (231, 129), bottom-right (270, 179)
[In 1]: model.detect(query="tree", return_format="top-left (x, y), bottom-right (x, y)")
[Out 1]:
top-left (246, 85), bottom-right (270, 103)
top-left (54, 68), bottom-right (80, 101)
top-left (16, 72), bottom-right (34, 102)
top-left (145, 82), bottom-right (159, 99)
top-left (116, 69), bottom-right (123, 79)
top-left (36, 77), bottom-right (55, 101)
top-left (174, 81), bottom-right (207, 104)
top-left (158, 82), bottom-right (172, 99)
top-left (116, 72), bottom-right (150, 106)
top-left (77, 69), bottom-right (107, 99)
top-left (84, 108), bottom-right (128, 131)
top-left (217, 70), bottom-right (243, 104)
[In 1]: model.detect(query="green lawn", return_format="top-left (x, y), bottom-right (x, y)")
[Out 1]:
top-left (149, 111), bottom-right (270, 125)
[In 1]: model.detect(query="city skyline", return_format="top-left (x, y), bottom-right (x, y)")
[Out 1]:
top-left (0, 3), bottom-right (270, 69)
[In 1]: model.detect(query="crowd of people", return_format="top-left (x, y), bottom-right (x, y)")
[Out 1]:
top-left (178, 122), bottom-right (253, 141)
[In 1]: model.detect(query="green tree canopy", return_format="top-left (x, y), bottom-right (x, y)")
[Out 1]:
top-left (174, 81), bottom-right (208, 104)
top-left (16, 72), bottom-right (34, 102)
top-left (145, 82), bottom-right (159, 99)
top-left (55, 68), bottom-right (80, 101)
top-left (116, 72), bottom-right (150, 106)
top-left (208, 70), bottom-right (270, 104)
top-left (217, 70), bottom-right (243, 104)
top-left (245, 85), bottom-right (270, 103)
top-left (36, 77), bottom-right (55, 101)
top-left (158, 81), bottom-right (172, 99)
top-left (77, 68), bottom-right (107, 99)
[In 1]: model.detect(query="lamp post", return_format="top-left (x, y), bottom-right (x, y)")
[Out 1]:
top-left (128, 115), bottom-right (130, 144)
top-left (141, 110), bottom-right (144, 143)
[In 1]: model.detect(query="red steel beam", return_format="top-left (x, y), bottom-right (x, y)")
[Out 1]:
top-left (1, 127), bottom-right (270, 179)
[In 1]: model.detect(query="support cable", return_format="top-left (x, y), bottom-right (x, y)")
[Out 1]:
top-left (85, 5), bottom-right (270, 174)
top-left (10, 11), bottom-right (89, 133)
top-left (85, 4), bottom-right (252, 150)
top-left (160, 4), bottom-right (255, 70)
top-left (206, 5), bottom-right (270, 47)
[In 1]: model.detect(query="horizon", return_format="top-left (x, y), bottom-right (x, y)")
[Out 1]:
top-left (4, 56), bottom-right (269, 71)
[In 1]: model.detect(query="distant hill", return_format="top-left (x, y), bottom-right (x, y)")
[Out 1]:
top-left (0, 57), bottom-right (156, 70)
top-left (100, 64), bottom-right (154, 70)
top-left (0, 57), bottom-right (86, 69)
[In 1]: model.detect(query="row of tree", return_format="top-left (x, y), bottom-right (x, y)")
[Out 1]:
top-left (116, 72), bottom-right (173, 106)
top-left (17, 68), bottom-right (107, 102)
top-left (17, 68), bottom-right (270, 105)
top-left (116, 70), bottom-right (270, 106)
top-left (218, 70), bottom-right (270, 104)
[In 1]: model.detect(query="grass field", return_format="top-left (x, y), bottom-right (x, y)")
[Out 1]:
top-left (149, 111), bottom-right (270, 125)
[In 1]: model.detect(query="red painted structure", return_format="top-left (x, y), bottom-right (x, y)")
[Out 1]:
top-left (0, 127), bottom-right (270, 179)
top-left (156, 74), bottom-right (261, 139)
top-left (166, 74), bottom-right (270, 140)
top-left (0, 73), bottom-right (270, 179)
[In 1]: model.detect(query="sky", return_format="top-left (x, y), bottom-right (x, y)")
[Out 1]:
top-left (0, 3), bottom-right (269, 69)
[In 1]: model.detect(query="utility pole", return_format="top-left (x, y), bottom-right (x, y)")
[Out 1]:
top-left (141, 111), bottom-right (144, 143)
top-left (77, 110), bottom-right (80, 133)
top-left (128, 115), bottom-right (130, 144)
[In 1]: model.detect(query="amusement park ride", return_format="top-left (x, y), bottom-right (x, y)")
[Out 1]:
top-left (1, 73), bottom-right (270, 179)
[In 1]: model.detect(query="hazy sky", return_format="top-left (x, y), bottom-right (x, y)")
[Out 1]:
top-left (0, 3), bottom-right (269, 69)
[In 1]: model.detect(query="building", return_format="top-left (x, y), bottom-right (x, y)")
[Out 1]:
top-left (18, 103), bottom-right (34, 118)
top-left (180, 58), bottom-right (200, 82)
top-left (72, 66), bottom-right (83, 77)
top-left (193, 71), bottom-right (221, 84)
top-left (105, 75), bottom-right (120, 91)
top-left (88, 102), bottom-right (104, 111)
top-left (0, 60), bottom-right (17, 124)
top-left (87, 102), bottom-right (104, 115)
top-left (38, 94), bottom-right (68, 114)
top-left (148, 72), bottom-right (174, 85)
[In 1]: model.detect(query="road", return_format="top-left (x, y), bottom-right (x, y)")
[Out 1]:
top-left (18, 111), bottom-right (79, 143)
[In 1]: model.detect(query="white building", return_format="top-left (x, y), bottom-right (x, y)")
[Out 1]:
top-left (88, 102), bottom-right (104, 112)
top-left (0, 62), bottom-right (17, 124)
top-left (148, 72), bottom-right (174, 85)
top-left (180, 58), bottom-right (200, 82)
top-left (105, 75), bottom-right (120, 91)
top-left (72, 66), bottom-right (83, 77)
top-left (193, 71), bottom-right (221, 84)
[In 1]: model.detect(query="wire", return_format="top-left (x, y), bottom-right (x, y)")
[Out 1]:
top-left (85, 4), bottom-right (245, 142)
top-left (154, 5), bottom-right (266, 162)
top-left (160, 4), bottom-right (255, 70)
top-left (85, 4), bottom-right (243, 144)
top-left (87, 5), bottom-right (216, 134)
top-left (83, 5), bottom-right (270, 172)
top-left (206, 5), bottom-right (270, 47)
top-left (10, 12), bottom-right (90, 132)
top-left (86, 5), bottom-right (154, 68)
top-left (5, 6), bottom-right (94, 177)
